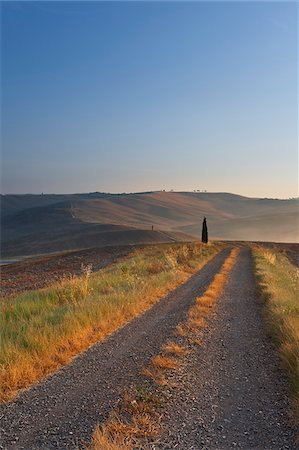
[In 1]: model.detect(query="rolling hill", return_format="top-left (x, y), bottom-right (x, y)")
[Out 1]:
top-left (1, 191), bottom-right (298, 257)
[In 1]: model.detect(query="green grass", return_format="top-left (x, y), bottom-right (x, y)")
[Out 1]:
top-left (0, 242), bottom-right (219, 402)
top-left (253, 245), bottom-right (299, 423)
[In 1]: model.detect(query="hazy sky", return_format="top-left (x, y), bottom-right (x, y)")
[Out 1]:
top-left (1, 1), bottom-right (298, 198)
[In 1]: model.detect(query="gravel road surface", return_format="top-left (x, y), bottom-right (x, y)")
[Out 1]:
top-left (157, 247), bottom-right (298, 449)
top-left (0, 248), bottom-right (230, 449)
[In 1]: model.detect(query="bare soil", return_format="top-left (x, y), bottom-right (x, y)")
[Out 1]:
top-left (0, 245), bottom-right (139, 298)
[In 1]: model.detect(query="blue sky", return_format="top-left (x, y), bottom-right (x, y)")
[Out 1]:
top-left (1, 1), bottom-right (298, 197)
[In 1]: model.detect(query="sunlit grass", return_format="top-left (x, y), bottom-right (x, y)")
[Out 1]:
top-left (162, 342), bottom-right (187, 356)
top-left (90, 388), bottom-right (161, 450)
top-left (185, 247), bottom-right (239, 334)
top-left (253, 245), bottom-right (299, 423)
top-left (0, 242), bottom-right (219, 402)
top-left (145, 248), bottom-right (239, 387)
top-left (152, 354), bottom-right (180, 370)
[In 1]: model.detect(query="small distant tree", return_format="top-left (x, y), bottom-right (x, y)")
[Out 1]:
top-left (201, 217), bottom-right (208, 244)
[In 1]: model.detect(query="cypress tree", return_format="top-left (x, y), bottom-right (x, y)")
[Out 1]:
top-left (202, 217), bottom-right (208, 244)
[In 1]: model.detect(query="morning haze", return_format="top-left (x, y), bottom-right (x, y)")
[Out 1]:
top-left (1, 1), bottom-right (298, 198)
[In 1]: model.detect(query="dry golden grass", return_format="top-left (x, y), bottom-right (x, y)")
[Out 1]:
top-left (188, 306), bottom-right (207, 321)
top-left (152, 355), bottom-right (180, 370)
top-left (143, 353), bottom-right (181, 387)
top-left (145, 248), bottom-right (240, 390)
top-left (262, 250), bottom-right (277, 265)
top-left (197, 295), bottom-right (214, 307)
top-left (142, 367), bottom-right (168, 386)
top-left (175, 323), bottom-right (189, 337)
top-left (162, 342), bottom-right (187, 356)
top-left (90, 247), bottom-right (240, 450)
top-left (194, 305), bottom-right (211, 316)
top-left (253, 245), bottom-right (299, 424)
top-left (89, 389), bottom-right (160, 450)
top-left (184, 247), bottom-right (239, 337)
top-left (188, 317), bottom-right (207, 331)
top-left (90, 424), bottom-right (132, 450)
top-left (187, 336), bottom-right (202, 346)
top-left (0, 242), bottom-right (220, 402)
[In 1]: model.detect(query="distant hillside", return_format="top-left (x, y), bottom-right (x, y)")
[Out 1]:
top-left (1, 191), bottom-right (298, 257)
top-left (0, 192), bottom-right (109, 218)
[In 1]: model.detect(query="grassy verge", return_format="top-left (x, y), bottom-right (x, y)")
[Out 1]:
top-left (253, 245), bottom-right (299, 423)
top-left (0, 242), bottom-right (220, 402)
top-left (90, 247), bottom-right (239, 449)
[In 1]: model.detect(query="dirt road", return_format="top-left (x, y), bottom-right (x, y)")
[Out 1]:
top-left (157, 247), bottom-right (298, 449)
top-left (0, 248), bottom-right (230, 449)
top-left (0, 247), bottom-right (297, 449)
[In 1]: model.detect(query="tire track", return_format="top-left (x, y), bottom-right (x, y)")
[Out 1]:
top-left (156, 247), bottom-right (298, 449)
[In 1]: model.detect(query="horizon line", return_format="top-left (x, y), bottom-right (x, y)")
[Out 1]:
top-left (1, 190), bottom-right (298, 201)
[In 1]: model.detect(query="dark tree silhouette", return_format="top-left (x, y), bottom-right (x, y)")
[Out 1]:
top-left (202, 217), bottom-right (208, 244)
